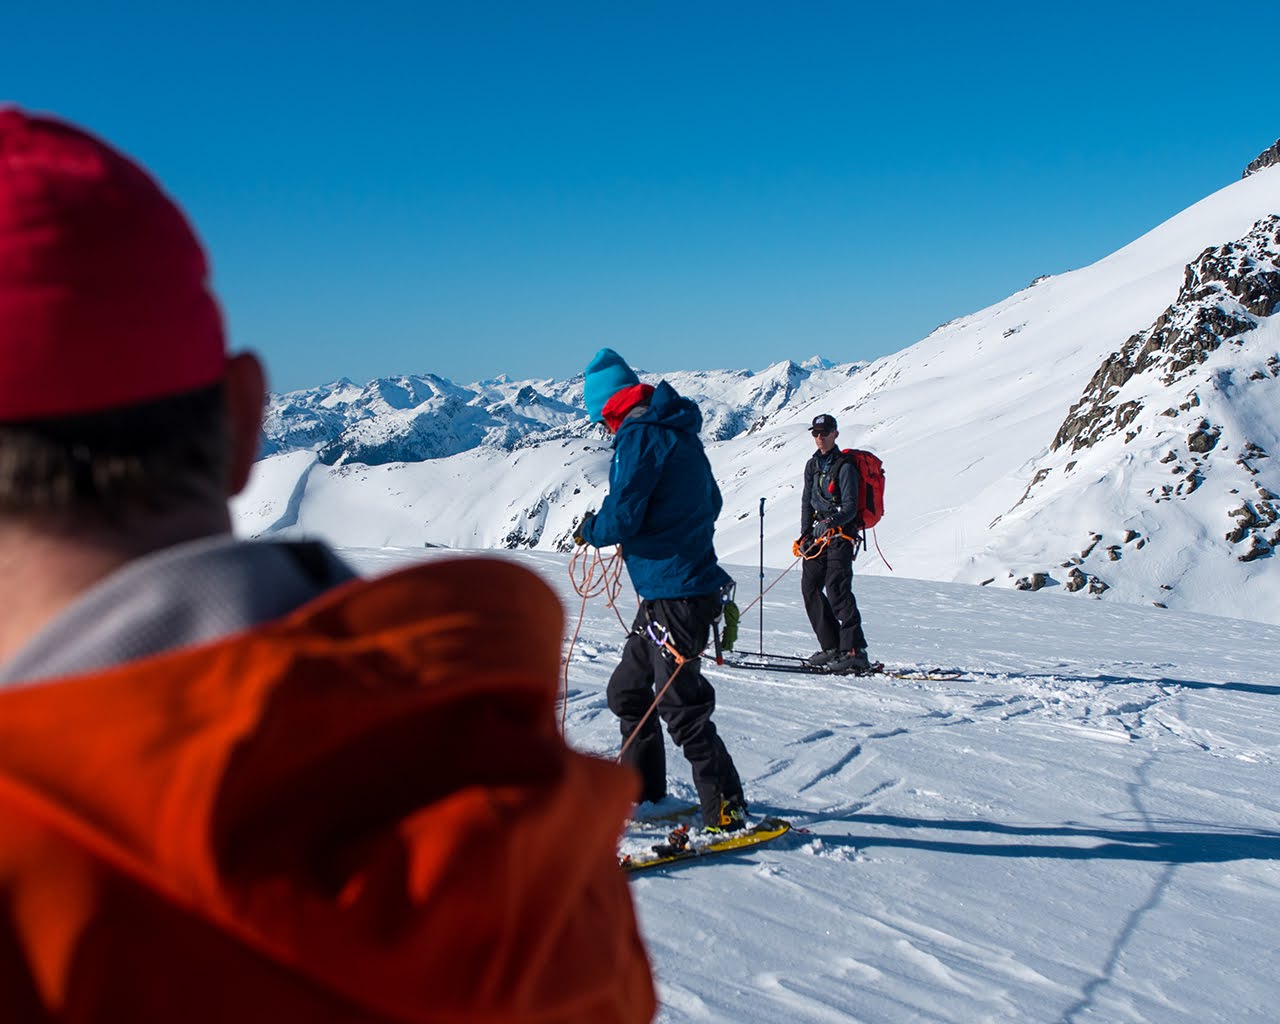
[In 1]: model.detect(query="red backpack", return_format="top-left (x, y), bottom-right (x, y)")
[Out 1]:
top-left (825, 448), bottom-right (886, 530)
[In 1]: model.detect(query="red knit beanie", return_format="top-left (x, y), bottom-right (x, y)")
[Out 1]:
top-left (0, 108), bottom-right (226, 421)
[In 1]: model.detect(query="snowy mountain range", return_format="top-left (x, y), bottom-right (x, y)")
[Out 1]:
top-left (260, 355), bottom-right (854, 464)
top-left (234, 142), bottom-right (1280, 626)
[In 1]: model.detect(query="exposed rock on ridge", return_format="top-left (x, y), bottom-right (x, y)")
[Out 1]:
top-left (989, 214), bottom-right (1280, 606)
top-left (1053, 215), bottom-right (1280, 454)
top-left (1243, 139), bottom-right (1280, 178)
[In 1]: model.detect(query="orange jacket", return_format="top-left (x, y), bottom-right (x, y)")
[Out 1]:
top-left (0, 557), bottom-right (656, 1023)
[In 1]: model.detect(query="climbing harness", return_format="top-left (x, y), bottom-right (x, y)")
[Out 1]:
top-left (793, 524), bottom-right (893, 572)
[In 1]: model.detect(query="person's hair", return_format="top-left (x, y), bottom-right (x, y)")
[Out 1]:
top-left (0, 383), bottom-right (231, 525)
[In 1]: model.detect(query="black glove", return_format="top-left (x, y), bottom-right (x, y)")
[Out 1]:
top-left (573, 511), bottom-right (596, 546)
top-left (811, 519), bottom-right (831, 539)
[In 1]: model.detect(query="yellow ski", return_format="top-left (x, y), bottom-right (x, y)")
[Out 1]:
top-left (620, 816), bottom-right (791, 873)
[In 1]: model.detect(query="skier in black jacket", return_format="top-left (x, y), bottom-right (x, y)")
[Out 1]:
top-left (798, 414), bottom-right (871, 673)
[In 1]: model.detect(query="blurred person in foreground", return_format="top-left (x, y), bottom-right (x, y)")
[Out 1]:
top-left (0, 108), bottom-right (654, 1024)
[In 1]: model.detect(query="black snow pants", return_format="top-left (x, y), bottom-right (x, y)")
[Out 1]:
top-left (607, 594), bottom-right (744, 827)
top-left (800, 534), bottom-right (867, 653)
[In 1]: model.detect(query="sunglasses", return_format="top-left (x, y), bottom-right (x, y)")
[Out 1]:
top-left (811, 428), bottom-right (832, 437)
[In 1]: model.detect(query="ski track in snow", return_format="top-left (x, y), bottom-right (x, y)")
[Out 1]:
top-left (340, 548), bottom-right (1280, 1024)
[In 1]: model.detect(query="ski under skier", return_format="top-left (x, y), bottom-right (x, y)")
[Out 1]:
top-left (574, 347), bottom-right (747, 832)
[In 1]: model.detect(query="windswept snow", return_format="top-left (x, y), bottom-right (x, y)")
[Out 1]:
top-left (341, 546), bottom-right (1280, 1024)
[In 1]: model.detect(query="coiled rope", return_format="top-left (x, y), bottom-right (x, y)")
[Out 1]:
top-left (792, 525), bottom-right (893, 572)
top-left (562, 544), bottom-right (626, 734)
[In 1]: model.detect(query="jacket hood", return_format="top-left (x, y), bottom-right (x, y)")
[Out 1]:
top-left (0, 557), bottom-right (654, 1023)
top-left (619, 380), bottom-right (702, 438)
top-left (0, 537), bottom-right (355, 686)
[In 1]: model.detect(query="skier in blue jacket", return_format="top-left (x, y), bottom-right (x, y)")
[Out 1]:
top-left (576, 348), bottom-right (746, 831)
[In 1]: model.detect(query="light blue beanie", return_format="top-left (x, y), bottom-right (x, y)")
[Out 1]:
top-left (583, 347), bottom-right (640, 423)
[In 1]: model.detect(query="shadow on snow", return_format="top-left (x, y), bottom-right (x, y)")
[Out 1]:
top-left (758, 807), bottom-right (1280, 864)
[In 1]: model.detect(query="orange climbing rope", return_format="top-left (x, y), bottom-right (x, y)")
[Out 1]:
top-left (561, 543), bottom-right (627, 733)
top-left (792, 525), bottom-right (893, 572)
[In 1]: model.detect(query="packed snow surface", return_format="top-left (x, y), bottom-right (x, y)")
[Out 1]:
top-left (343, 545), bottom-right (1280, 1024)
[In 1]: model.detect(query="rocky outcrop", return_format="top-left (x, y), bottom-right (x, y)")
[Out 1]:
top-left (1014, 572), bottom-right (1050, 592)
top-left (990, 209), bottom-right (1280, 611)
top-left (1053, 216), bottom-right (1280, 454)
top-left (1243, 140), bottom-right (1280, 178)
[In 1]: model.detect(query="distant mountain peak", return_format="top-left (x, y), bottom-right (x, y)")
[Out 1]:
top-left (800, 355), bottom-right (834, 370)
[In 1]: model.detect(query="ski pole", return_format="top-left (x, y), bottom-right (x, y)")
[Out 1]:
top-left (758, 497), bottom-right (765, 655)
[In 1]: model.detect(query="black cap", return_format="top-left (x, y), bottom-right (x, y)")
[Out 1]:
top-left (810, 414), bottom-right (837, 433)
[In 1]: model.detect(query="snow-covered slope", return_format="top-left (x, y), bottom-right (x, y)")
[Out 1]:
top-left (235, 155), bottom-right (1280, 624)
top-left (976, 216), bottom-right (1280, 613)
top-left (340, 545), bottom-right (1280, 1024)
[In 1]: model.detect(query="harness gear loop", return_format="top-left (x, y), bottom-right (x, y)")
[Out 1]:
top-left (638, 608), bottom-right (693, 666)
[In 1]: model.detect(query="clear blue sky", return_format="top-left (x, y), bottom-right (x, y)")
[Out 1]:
top-left (8, 1), bottom-right (1279, 393)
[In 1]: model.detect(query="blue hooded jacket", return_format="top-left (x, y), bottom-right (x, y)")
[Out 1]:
top-left (580, 381), bottom-right (733, 600)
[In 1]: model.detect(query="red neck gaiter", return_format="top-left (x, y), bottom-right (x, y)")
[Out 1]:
top-left (601, 383), bottom-right (655, 433)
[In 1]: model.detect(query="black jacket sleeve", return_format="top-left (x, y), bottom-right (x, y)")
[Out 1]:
top-left (800, 458), bottom-right (815, 537)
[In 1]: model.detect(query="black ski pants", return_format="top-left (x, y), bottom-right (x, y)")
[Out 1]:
top-left (801, 534), bottom-right (867, 653)
top-left (607, 594), bottom-right (744, 827)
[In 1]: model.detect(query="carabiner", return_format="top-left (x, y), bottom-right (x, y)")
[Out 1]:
top-left (645, 619), bottom-right (672, 648)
